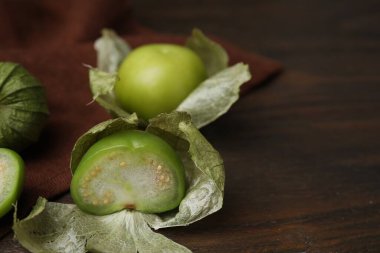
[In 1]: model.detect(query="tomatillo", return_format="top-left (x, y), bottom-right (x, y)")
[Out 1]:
top-left (70, 130), bottom-right (186, 215)
top-left (114, 44), bottom-right (207, 120)
top-left (0, 148), bottom-right (25, 218)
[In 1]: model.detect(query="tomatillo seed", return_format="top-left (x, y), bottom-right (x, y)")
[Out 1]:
top-left (0, 148), bottom-right (25, 218)
top-left (70, 130), bottom-right (186, 215)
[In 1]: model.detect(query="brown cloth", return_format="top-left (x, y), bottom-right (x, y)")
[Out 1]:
top-left (0, 0), bottom-right (282, 237)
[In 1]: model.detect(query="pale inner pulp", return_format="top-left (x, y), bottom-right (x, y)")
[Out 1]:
top-left (78, 149), bottom-right (176, 210)
top-left (0, 154), bottom-right (16, 203)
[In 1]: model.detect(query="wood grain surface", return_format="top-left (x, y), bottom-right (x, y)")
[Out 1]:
top-left (1, 0), bottom-right (380, 252)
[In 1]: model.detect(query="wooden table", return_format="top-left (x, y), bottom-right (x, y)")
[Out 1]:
top-left (2, 0), bottom-right (380, 252)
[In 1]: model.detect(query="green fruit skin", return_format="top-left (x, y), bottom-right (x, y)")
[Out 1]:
top-left (70, 130), bottom-right (186, 215)
top-left (0, 148), bottom-right (25, 218)
top-left (114, 44), bottom-right (207, 120)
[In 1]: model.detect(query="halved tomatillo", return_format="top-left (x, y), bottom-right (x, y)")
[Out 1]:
top-left (0, 148), bottom-right (25, 218)
top-left (70, 130), bottom-right (186, 215)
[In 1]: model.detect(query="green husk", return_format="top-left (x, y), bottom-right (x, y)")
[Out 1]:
top-left (0, 62), bottom-right (49, 151)
top-left (185, 29), bottom-right (228, 76)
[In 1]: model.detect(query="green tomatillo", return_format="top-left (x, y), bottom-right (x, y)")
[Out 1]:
top-left (0, 148), bottom-right (25, 218)
top-left (0, 62), bottom-right (49, 151)
top-left (70, 130), bottom-right (186, 215)
top-left (114, 44), bottom-right (207, 120)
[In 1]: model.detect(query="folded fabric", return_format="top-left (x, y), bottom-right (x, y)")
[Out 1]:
top-left (0, 0), bottom-right (282, 237)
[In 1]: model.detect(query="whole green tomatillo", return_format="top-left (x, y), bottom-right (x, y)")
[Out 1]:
top-left (114, 44), bottom-right (207, 120)
top-left (70, 130), bottom-right (186, 215)
top-left (0, 62), bottom-right (49, 151)
top-left (0, 148), bottom-right (25, 218)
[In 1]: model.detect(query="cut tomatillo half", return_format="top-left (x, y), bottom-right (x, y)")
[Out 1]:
top-left (70, 130), bottom-right (186, 215)
top-left (0, 148), bottom-right (25, 218)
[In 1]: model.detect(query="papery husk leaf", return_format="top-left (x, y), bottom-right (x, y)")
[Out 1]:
top-left (177, 63), bottom-right (251, 128)
top-left (94, 29), bottom-right (131, 73)
top-left (89, 68), bottom-right (131, 118)
top-left (186, 28), bottom-right (228, 76)
top-left (13, 198), bottom-right (191, 253)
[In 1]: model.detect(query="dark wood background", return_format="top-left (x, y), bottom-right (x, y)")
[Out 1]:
top-left (1, 0), bottom-right (380, 252)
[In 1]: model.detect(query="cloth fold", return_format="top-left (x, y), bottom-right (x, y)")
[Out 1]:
top-left (0, 0), bottom-right (282, 237)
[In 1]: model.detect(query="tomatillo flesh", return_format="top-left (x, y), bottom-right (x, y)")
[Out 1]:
top-left (114, 44), bottom-right (207, 120)
top-left (70, 130), bottom-right (186, 215)
top-left (0, 148), bottom-right (25, 218)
